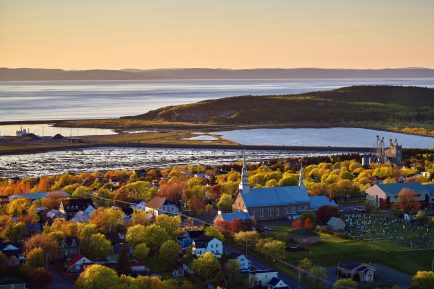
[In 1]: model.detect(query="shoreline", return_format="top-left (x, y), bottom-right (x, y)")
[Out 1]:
top-left (0, 142), bottom-right (373, 156)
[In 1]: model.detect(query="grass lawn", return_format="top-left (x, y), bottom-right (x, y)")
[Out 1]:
top-left (270, 226), bottom-right (433, 275)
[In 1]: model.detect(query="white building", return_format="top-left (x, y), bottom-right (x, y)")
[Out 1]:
top-left (249, 270), bottom-right (289, 288)
top-left (192, 235), bottom-right (223, 258)
top-left (227, 253), bottom-right (251, 272)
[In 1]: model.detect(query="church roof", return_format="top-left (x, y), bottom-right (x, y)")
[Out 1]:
top-left (309, 196), bottom-right (337, 210)
top-left (240, 185), bottom-right (310, 208)
top-left (219, 211), bottom-right (251, 222)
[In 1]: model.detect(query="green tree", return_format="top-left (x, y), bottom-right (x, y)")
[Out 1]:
top-left (155, 215), bottom-right (181, 237)
top-left (333, 278), bottom-right (357, 289)
top-left (87, 233), bottom-right (113, 259)
top-left (411, 271), bottom-right (434, 289)
top-left (309, 265), bottom-right (327, 287)
top-left (255, 238), bottom-right (285, 259)
top-left (126, 224), bottom-right (146, 247)
top-left (159, 240), bottom-right (181, 266)
top-left (72, 186), bottom-right (91, 198)
top-left (205, 226), bottom-right (224, 240)
top-left (143, 224), bottom-right (169, 254)
top-left (298, 258), bottom-right (313, 271)
top-left (217, 194), bottom-right (232, 212)
top-left (133, 243), bottom-right (150, 262)
top-left (75, 264), bottom-right (120, 289)
top-left (226, 259), bottom-right (240, 285)
top-left (116, 244), bottom-right (131, 275)
top-left (191, 252), bottom-right (220, 282)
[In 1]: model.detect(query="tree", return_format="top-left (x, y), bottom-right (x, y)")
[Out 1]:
top-left (24, 234), bottom-right (59, 260)
top-left (87, 234), bottom-right (113, 259)
top-left (398, 188), bottom-right (420, 213)
top-left (205, 226), bottom-right (224, 240)
top-left (333, 278), bottom-right (357, 289)
top-left (89, 208), bottom-right (125, 233)
top-left (255, 238), bottom-right (285, 259)
top-left (72, 186), bottom-right (91, 198)
top-left (126, 224), bottom-right (147, 247)
top-left (155, 215), bottom-right (181, 237)
top-left (191, 252), bottom-right (220, 282)
top-left (411, 271), bottom-right (434, 289)
top-left (116, 244), bottom-right (131, 275)
top-left (143, 224), bottom-right (169, 253)
top-left (217, 194), bottom-right (232, 211)
top-left (26, 247), bottom-right (45, 269)
top-left (309, 265), bottom-right (327, 287)
top-left (234, 231), bottom-right (259, 248)
top-left (162, 279), bottom-right (193, 289)
top-left (133, 243), bottom-right (150, 262)
top-left (75, 264), bottom-right (120, 289)
top-left (316, 205), bottom-right (340, 225)
top-left (31, 268), bottom-right (53, 289)
top-left (130, 211), bottom-right (152, 226)
top-left (159, 240), bottom-right (181, 266)
top-left (415, 210), bottom-right (427, 224)
top-left (298, 258), bottom-right (313, 271)
top-left (226, 259), bottom-right (240, 285)
top-left (300, 211), bottom-right (317, 228)
top-left (6, 198), bottom-right (39, 222)
top-left (42, 191), bottom-right (66, 210)
top-left (292, 219), bottom-right (302, 229)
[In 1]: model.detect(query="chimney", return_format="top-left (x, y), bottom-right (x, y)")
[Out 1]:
top-left (218, 210), bottom-right (222, 215)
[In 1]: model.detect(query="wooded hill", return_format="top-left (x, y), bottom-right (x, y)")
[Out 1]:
top-left (133, 86), bottom-right (434, 126)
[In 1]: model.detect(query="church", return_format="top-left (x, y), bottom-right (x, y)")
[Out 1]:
top-left (232, 154), bottom-right (312, 221)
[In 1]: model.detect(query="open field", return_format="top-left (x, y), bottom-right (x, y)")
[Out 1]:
top-left (270, 226), bottom-right (434, 275)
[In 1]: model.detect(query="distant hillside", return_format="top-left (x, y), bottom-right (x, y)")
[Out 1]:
top-left (1, 67), bottom-right (434, 80)
top-left (133, 86), bottom-right (434, 125)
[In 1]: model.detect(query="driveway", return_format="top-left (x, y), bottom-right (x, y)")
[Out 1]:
top-left (225, 243), bottom-right (310, 289)
top-left (45, 264), bottom-right (75, 289)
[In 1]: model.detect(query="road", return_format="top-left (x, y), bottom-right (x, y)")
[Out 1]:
top-left (225, 243), bottom-right (310, 289)
top-left (46, 264), bottom-right (74, 289)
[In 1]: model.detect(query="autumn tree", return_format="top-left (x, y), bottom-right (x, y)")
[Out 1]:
top-left (255, 238), bottom-right (285, 259)
top-left (87, 234), bottom-right (113, 259)
top-left (333, 278), bottom-right (357, 289)
top-left (89, 208), bottom-right (125, 233)
top-left (42, 191), bottom-right (67, 210)
top-left (126, 225), bottom-right (147, 247)
top-left (155, 214), bottom-right (181, 237)
top-left (133, 243), bottom-right (150, 262)
top-left (217, 194), bottom-right (232, 211)
top-left (316, 205), bottom-right (340, 225)
top-left (31, 268), bottom-right (53, 289)
top-left (75, 264), bottom-right (120, 289)
top-left (26, 247), bottom-right (45, 269)
top-left (24, 234), bottom-right (59, 260)
top-left (411, 271), bottom-right (434, 289)
top-left (234, 231), bottom-right (259, 248)
top-left (398, 188), bottom-right (420, 213)
top-left (205, 226), bottom-right (224, 240)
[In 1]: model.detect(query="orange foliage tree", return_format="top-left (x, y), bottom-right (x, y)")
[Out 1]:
top-left (397, 188), bottom-right (420, 213)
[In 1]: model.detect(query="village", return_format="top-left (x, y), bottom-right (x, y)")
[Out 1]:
top-left (0, 141), bottom-right (433, 289)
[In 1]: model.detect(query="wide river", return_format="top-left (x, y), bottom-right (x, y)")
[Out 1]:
top-left (1, 78), bottom-right (434, 121)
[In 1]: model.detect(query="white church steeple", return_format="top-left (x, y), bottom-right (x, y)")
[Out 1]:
top-left (239, 150), bottom-right (250, 193)
top-left (299, 163), bottom-right (304, 187)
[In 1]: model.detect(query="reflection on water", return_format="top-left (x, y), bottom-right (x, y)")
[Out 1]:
top-left (0, 147), bottom-right (359, 178)
top-left (215, 127), bottom-right (434, 148)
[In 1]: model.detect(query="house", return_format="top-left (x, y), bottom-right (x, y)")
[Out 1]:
top-left (59, 198), bottom-right (94, 219)
top-left (327, 217), bottom-right (345, 231)
top-left (288, 228), bottom-right (320, 246)
top-left (61, 237), bottom-right (80, 259)
top-left (309, 196), bottom-right (338, 211)
top-left (0, 278), bottom-right (26, 289)
top-left (232, 156), bottom-right (311, 221)
top-left (66, 254), bottom-right (92, 273)
top-left (249, 270), bottom-right (289, 289)
top-left (46, 209), bottom-right (65, 220)
top-left (365, 183), bottom-right (430, 209)
top-left (0, 243), bottom-right (24, 266)
top-left (146, 196), bottom-right (181, 216)
top-left (71, 205), bottom-right (95, 223)
top-left (131, 201), bottom-right (147, 211)
top-left (338, 261), bottom-right (375, 282)
top-left (25, 223), bottom-right (43, 236)
top-left (130, 261), bottom-right (149, 275)
top-left (227, 253), bottom-right (251, 272)
top-left (192, 235), bottom-right (223, 258)
top-left (52, 133), bottom-right (65, 140)
top-left (172, 263), bottom-right (185, 278)
top-left (176, 230), bottom-right (205, 249)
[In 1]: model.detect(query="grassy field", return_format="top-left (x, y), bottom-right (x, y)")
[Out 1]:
top-left (270, 226), bottom-right (433, 275)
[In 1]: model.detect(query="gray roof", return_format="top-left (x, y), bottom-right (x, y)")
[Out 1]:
top-left (377, 183), bottom-right (429, 195)
top-left (241, 185), bottom-right (310, 208)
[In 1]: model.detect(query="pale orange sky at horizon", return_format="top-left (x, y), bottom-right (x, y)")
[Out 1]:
top-left (1, 0), bottom-right (434, 70)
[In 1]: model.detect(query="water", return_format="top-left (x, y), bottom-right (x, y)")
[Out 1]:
top-left (0, 123), bottom-right (115, 137)
top-left (215, 128), bottom-right (434, 148)
top-left (0, 147), bottom-right (358, 178)
top-left (1, 78), bottom-right (433, 122)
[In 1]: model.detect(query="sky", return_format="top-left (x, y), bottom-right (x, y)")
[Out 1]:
top-left (1, 0), bottom-right (434, 70)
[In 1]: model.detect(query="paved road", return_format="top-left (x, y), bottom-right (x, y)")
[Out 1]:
top-left (225, 243), bottom-right (310, 289)
top-left (46, 264), bottom-right (75, 289)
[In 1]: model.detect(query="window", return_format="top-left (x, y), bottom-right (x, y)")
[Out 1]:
top-left (269, 208), bottom-right (272, 216)
top-left (276, 208), bottom-right (279, 216)
top-left (260, 209), bottom-right (264, 217)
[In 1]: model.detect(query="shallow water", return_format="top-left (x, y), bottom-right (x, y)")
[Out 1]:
top-left (0, 123), bottom-right (115, 137)
top-left (0, 147), bottom-right (359, 178)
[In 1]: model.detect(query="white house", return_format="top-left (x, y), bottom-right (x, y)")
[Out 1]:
top-left (327, 217), bottom-right (346, 231)
top-left (146, 196), bottom-right (181, 216)
top-left (66, 254), bottom-right (92, 273)
top-left (131, 201), bottom-right (146, 211)
top-left (46, 209), bottom-right (65, 220)
top-left (227, 253), bottom-right (251, 272)
top-left (249, 270), bottom-right (289, 289)
top-left (192, 235), bottom-right (223, 258)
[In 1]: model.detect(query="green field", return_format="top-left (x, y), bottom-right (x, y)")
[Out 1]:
top-left (270, 226), bottom-right (434, 275)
